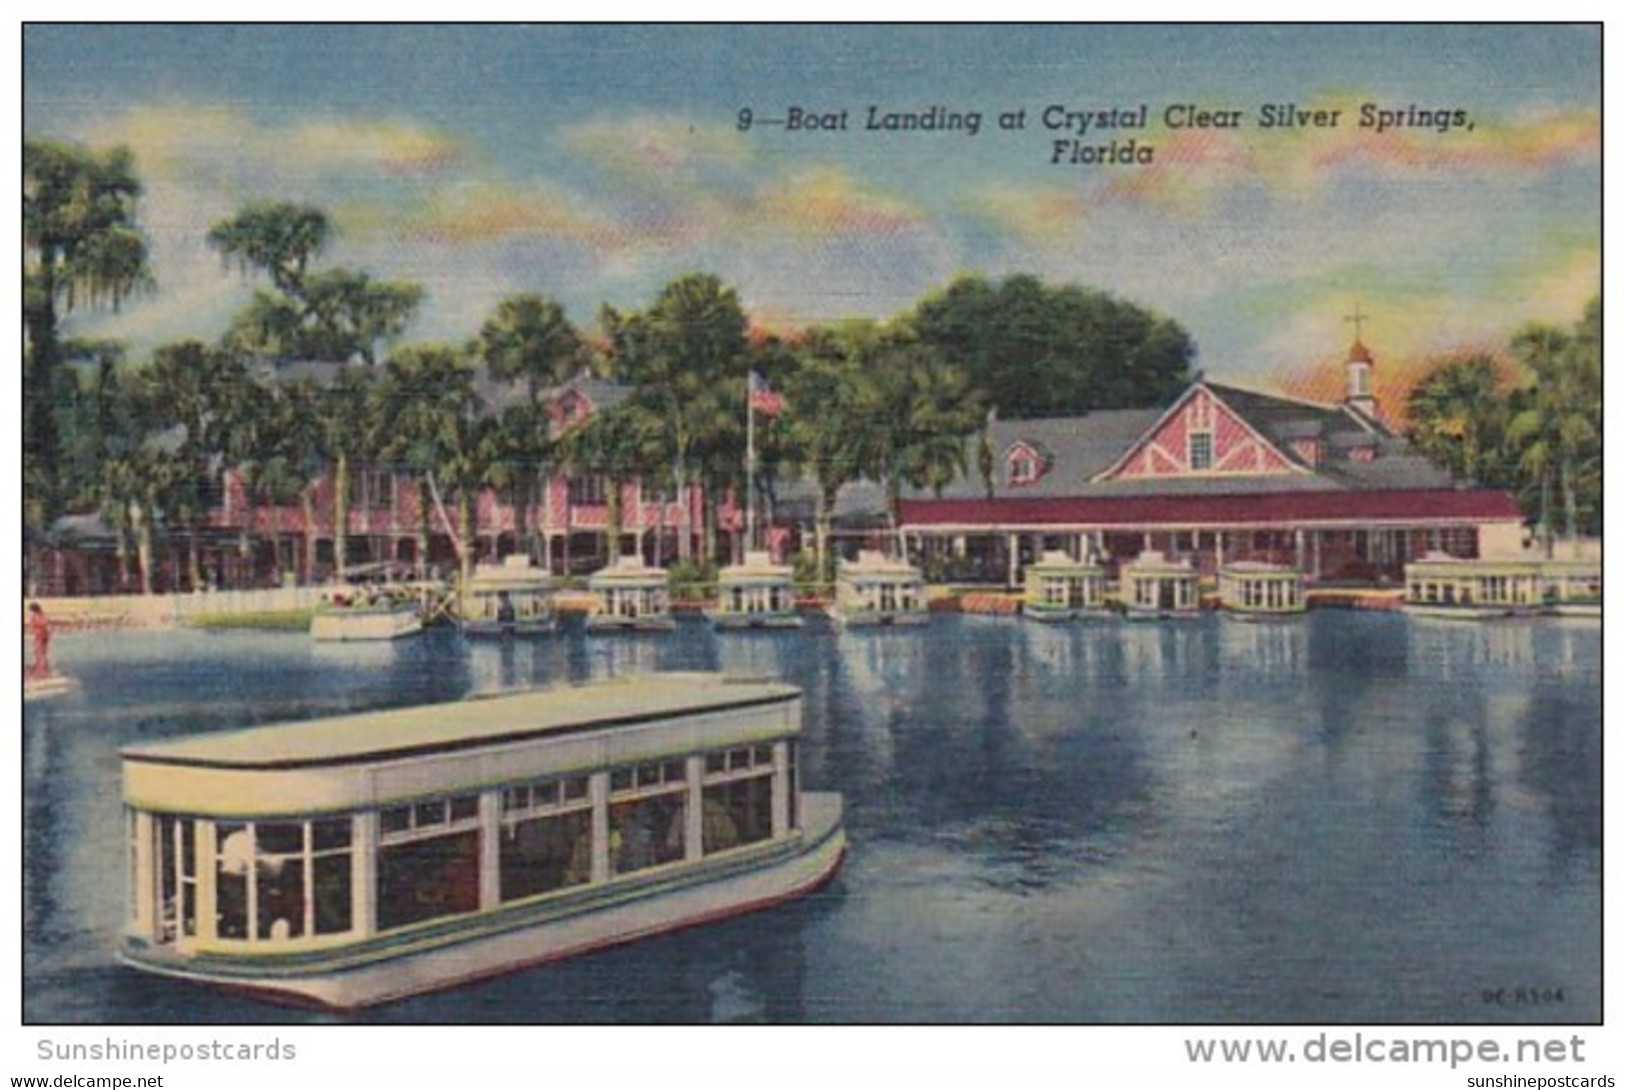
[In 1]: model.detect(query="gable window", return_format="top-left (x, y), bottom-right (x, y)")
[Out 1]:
top-left (1189, 432), bottom-right (1214, 471)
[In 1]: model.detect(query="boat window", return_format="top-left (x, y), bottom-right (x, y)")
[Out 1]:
top-left (500, 809), bottom-right (592, 903)
top-left (378, 829), bottom-right (481, 932)
top-left (384, 794), bottom-right (482, 838)
top-left (311, 818), bottom-right (353, 936)
top-left (609, 794), bottom-right (687, 875)
top-left (255, 822), bottom-right (306, 941)
top-left (787, 742), bottom-right (799, 831)
top-left (381, 807), bottom-right (412, 835)
top-left (702, 747), bottom-right (776, 855)
top-left (501, 776), bottom-right (592, 819)
top-left (215, 823), bottom-right (251, 940)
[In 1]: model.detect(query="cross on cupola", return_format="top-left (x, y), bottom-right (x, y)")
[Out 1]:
top-left (1341, 302), bottom-right (1379, 420)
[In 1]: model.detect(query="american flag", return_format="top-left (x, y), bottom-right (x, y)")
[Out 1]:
top-left (749, 371), bottom-right (784, 417)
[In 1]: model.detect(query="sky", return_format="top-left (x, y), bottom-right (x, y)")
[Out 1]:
top-left (22, 24), bottom-right (1601, 399)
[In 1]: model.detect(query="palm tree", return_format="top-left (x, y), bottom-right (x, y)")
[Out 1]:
top-left (557, 402), bottom-right (663, 561)
top-left (145, 340), bottom-right (247, 588)
top-left (312, 365), bottom-right (380, 580)
top-left (24, 139), bottom-right (152, 555)
top-left (1404, 354), bottom-right (1511, 486)
top-left (603, 274), bottom-right (750, 562)
top-left (862, 336), bottom-right (979, 548)
top-left (784, 330), bottom-right (876, 580)
top-left (378, 345), bottom-right (491, 589)
top-left (479, 294), bottom-right (584, 558)
top-left (1507, 319), bottom-right (1597, 553)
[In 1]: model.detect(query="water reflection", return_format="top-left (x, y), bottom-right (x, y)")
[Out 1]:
top-left (21, 610), bottom-right (1600, 1024)
top-left (1216, 616), bottom-right (1307, 681)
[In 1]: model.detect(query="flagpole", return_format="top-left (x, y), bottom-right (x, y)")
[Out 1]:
top-left (745, 374), bottom-right (756, 557)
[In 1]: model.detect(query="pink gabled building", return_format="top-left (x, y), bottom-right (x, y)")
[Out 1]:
top-left (900, 340), bottom-right (1526, 586)
top-left (35, 371), bottom-right (727, 596)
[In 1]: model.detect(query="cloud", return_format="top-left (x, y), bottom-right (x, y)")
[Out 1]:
top-left (561, 114), bottom-right (754, 181)
top-left (81, 104), bottom-right (468, 192)
top-left (966, 103), bottom-right (1599, 243)
top-left (749, 169), bottom-right (927, 239)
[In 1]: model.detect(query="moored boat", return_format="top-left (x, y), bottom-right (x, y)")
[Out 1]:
top-left (707, 551), bottom-right (803, 629)
top-left (831, 550), bottom-right (928, 628)
top-left (1217, 561), bottom-right (1306, 620)
top-left (1119, 551), bottom-right (1202, 620)
top-left (1540, 557), bottom-right (1601, 618)
top-left (459, 555), bottom-right (558, 636)
top-left (310, 592), bottom-right (423, 642)
top-left (118, 672), bottom-right (845, 1010)
top-left (1402, 552), bottom-right (1543, 620)
top-left (585, 555), bottom-right (676, 633)
top-left (1022, 550), bottom-right (1110, 622)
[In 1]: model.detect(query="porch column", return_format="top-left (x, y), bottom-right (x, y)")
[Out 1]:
top-left (1007, 533), bottom-right (1020, 587)
top-left (1215, 531), bottom-right (1226, 569)
top-left (1294, 529), bottom-right (1306, 572)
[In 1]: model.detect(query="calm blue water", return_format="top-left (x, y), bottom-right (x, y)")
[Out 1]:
top-left (22, 611), bottom-right (1600, 1024)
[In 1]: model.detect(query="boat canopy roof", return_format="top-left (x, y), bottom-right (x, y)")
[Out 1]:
top-left (1219, 561), bottom-right (1300, 575)
top-left (839, 550), bottom-right (923, 579)
top-left (1124, 550), bottom-right (1195, 574)
top-left (589, 555), bottom-right (670, 586)
top-left (121, 673), bottom-right (799, 771)
top-left (466, 555), bottom-right (555, 592)
top-left (1405, 552), bottom-right (1545, 573)
top-left (1027, 549), bottom-right (1103, 573)
top-left (718, 550), bottom-right (793, 582)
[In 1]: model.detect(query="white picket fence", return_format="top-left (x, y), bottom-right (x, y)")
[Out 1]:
top-left (28, 586), bottom-right (327, 630)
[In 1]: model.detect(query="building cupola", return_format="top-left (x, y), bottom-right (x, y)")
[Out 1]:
top-left (1343, 305), bottom-right (1380, 420)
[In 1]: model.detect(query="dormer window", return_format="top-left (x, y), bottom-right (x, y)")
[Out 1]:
top-left (1010, 453), bottom-right (1040, 486)
top-left (1004, 441), bottom-right (1051, 487)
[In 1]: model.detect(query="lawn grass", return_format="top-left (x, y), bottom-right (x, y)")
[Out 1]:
top-left (188, 609), bottom-right (317, 631)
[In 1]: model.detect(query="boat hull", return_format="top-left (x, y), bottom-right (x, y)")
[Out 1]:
top-left (1219, 607), bottom-right (1306, 622)
top-left (832, 609), bottom-right (929, 629)
top-left (1547, 603), bottom-right (1601, 619)
top-left (119, 793), bottom-right (845, 1011)
top-left (1402, 604), bottom-right (1532, 621)
top-left (24, 674), bottom-right (80, 702)
top-left (1122, 608), bottom-right (1203, 622)
top-left (707, 612), bottom-right (804, 630)
top-left (460, 618), bottom-right (558, 637)
top-left (585, 615), bottom-right (678, 633)
top-left (310, 609), bottom-right (423, 642)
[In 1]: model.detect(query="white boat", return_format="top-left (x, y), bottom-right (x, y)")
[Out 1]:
top-left (1022, 550), bottom-right (1110, 622)
top-left (1403, 553), bottom-right (1544, 620)
top-left (1217, 561), bottom-right (1306, 620)
top-left (585, 556), bottom-right (676, 633)
top-left (1539, 557), bottom-right (1601, 618)
top-left (460, 555), bottom-right (557, 636)
top-left (707, 550), bottom-right (803, 630)
top-left (831, 551), bottom-right (928, 628)
top-left (1119, 551), bottom-right (1202, 620)
top-left (118, 672), bottom-right (846, 1010)
top-left (24, 673), bottom-right (80, 702)
top-left (309, 593), bottom-right (423, 642)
